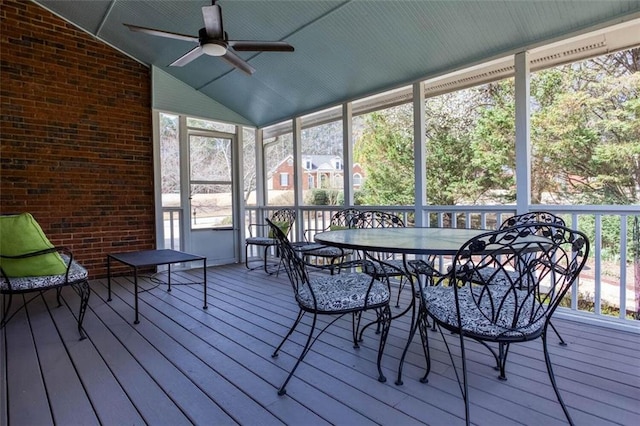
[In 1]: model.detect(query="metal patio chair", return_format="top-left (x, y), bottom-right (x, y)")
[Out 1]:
top-left (409, 212), bottom-right (569, 341)
top-left (417, 223), bottom-right (589, 425)
top-left (498, 212), bottom-right (569, 344)
top-left (353, 210), bottom-right (411, 308)
top-left (245, 208), bottom-right (296, 274)
top-left (1, 213), bottom-right (90, 340)
top-left (267, 218), bottom-right (392, 396)
top-left (300, 208), bottom-right (360, 273)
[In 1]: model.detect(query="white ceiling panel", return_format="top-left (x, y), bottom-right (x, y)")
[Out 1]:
top-left (34, 0), bottom-right (640, 127)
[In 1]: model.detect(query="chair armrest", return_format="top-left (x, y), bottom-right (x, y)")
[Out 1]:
top-left (247, 222), bottom-right (269, 238)
top-left (1, 246), bottom-right (71, 260)
top-left (303, 227), bottom-right (329, 242)
top-left (316, 257), bottom-right (377, 275)
top-left (0, 246), bottom-right (75, 286)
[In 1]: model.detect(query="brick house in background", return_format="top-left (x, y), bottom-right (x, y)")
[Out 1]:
top-left (269, 155), bottom-right (365, 190)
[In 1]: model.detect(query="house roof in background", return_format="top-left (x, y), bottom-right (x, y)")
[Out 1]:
top-left (34, 0), bottom-right (640, 127)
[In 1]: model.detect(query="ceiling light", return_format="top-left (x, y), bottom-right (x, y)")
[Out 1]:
top-left (202, 42), bottom-right (226, 56)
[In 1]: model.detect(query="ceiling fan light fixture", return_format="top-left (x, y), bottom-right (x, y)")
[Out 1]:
top-left (202, 41), bottom-right (226, 56)
top-left (126, 2), bottom-right (292, 73)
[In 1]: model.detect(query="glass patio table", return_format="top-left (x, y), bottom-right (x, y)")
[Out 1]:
top-left (314, 227), bottom-right (487, 385)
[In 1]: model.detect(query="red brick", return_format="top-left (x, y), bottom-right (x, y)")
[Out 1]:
top-left (1, 0), bottom-right (154, 278)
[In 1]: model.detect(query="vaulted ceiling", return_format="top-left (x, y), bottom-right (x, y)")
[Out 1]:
top-left (35, 0), bottom-right (640, 127)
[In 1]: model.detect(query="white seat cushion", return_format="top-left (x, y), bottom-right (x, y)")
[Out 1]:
top-left (422, 285), bottom-right (544, 339)
top-left (1, 259), bottom-right (88, 292)
top-left (297, 273), bottom-right (389, 312)
top-left (246, 236), bottom-right (276, 246)
top-left (304, 245), bottom-right (350, 258)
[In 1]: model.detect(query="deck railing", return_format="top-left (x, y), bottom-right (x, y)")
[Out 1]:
top-left (161, 204), bottom-right (638, 331)
top-left (244, 204), bottom-right (639, 332)
top-left (162, 207), bottom-right (182, 251)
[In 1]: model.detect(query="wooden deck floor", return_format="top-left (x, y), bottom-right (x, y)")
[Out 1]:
top-left (1, 263), bottom-right (639, 425)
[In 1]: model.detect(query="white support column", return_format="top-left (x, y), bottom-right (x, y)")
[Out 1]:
top-left (152, 110), bottom-right (164, 249)
top-left (255, 128), bottom-right (266, 207)
top-left (514, 51), bottom-right (531, 214)
top-left (235, 125), bottom-right (245, 261)
top-left (413, 82), bottom-right (426, 227)
top-left (179, 115), bottom-right (191, 251)
top-left (292, 117), bottom-right (304, 240)
top-left (342, 102), bottom-right (353, 206)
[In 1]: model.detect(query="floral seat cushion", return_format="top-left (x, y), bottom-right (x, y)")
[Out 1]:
top-left (297, 273), bottom-right (389, 312)
top-left (303, 245), bottom-right (349, 258)
top-left (0, 257), bottom-right (88, 292)
top-left (245, 236), bottom-right (276, 246)
top-left (422, 285), bottom-right (544, 339)
top-left (443, 264), bottom-right (531, 288)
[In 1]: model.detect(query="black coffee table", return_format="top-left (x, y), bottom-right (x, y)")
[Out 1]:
top-left (107, 249), bottom-right (207, 324)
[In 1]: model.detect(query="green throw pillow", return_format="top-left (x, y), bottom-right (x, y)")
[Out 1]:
top-left (330, 225), bottom-right (348, 231)
top-left (268, 221), bottom-right (291, 238)
top-left (0, 213), bottom-right (67, 277)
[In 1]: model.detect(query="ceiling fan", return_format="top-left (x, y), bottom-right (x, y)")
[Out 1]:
top-left (124, 0), bottom-right (294, 75)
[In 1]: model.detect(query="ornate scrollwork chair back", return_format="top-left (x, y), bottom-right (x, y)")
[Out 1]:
top-left (500, 211), bottom-right (565, 230)
top-left (498, 211), bottom-right (568, 344)
top-left (418, 223), bottom-right (589, 425)
top-left (353, 210), bottom-right (411, 308)
top-left (355, 210), bottom-right (405, 229)
top-left (245, 208), bottom-right (296, 274)
top-left (328, 207), bottom-right (361, 229)
top-left (266, 218), bottom-right (392, 396)
top-left (301, 208), bottom-right (361, 272)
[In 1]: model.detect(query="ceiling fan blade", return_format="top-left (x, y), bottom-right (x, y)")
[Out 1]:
top-left (202, 4), bottom-right (223, 39)
top-left (228, 41), bottom-right (295, 52)
top-left (123, 24), bottom-right (198, 43)
top-left (221, 49), bottom-right (256, 75)
top-left (170, 46), bottom-right (204, 67)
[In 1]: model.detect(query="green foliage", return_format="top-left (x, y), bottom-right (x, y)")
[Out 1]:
top-left (468, 80), bottom-right (516, 201)
top-left (356, 49), bottom-right (638, 208)
top-left (307, 189), bottom-right (328, 205)
top-left (353, 190), bottom-right (365, 205)
top-left (355, 109), bottom-right (415, 206)
top-left (352, 49), bottom-right (639, 261)
top-left (560, 292), bottom-right (638, 319)
top-left (530, 53), bottom-right (640, 204)
top-left (577, 215), bottom-right (640, 262)
top-left (334, 190), bottom-right (362, 206)
top-left (426, 131), bottom-right (479, 205)
top-left (305, 189), bottom-right (342, 206)
top-left (160, 113), bottom-right (180, 194)
top-left (424, 91), bottom-right (485, 204)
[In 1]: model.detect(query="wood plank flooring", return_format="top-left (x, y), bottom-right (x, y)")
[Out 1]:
top-left (1, 263), bottom-right (639, 425)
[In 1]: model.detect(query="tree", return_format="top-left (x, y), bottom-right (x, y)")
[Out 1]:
top-left (531, 49), bottom-right (640, 204)
top-left (467, 80), bottom-right (516, 202)
top-left (243, 129), bottom-right (257, 204)
top-left (160, 113), bottom-right (179, 194)
top-left (424, 91), bottom-right (480, 205)
top-left (354, 108), bottom-right (415, 206)
top-left (354, 48), bottom-right (639, 211)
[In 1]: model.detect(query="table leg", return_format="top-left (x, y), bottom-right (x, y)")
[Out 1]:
top-left (107, 256), bottom-right (112, 302)
top-left (167, 264), bottom-right (172, 292)
top-left (134, 266), bottom-right (140, 324)
top-left (396, 290), bottom-right (418, 385)
top-left (203, 258), bottom-right (208, 309)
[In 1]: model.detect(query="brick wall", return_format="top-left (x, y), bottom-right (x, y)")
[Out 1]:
top-left (0, 0), bottom-right (155, 278)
